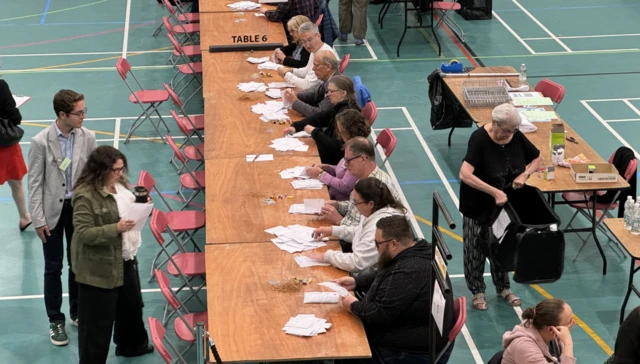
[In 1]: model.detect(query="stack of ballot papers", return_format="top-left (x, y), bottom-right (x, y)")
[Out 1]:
top-left (251, 101), bottom-right (290, 122)
top-left (268, 82), bottom-right (294, 88)
top-left (265, 225), bottom-right (326, 253)
top-left (266, 89), bottom-right (281, 99)
top-left (238, 82), bottom-right (267, 92)
top-left (258, 61), bottom-right (280, 70)
top-left (292, 179), bottom-right (323, 189)
top-left (254, 12), bottom-right (265, 16)
top-left (289, 198), bottom-right (324, 214)
top-left (279, 166), bottom-right (309, 179)
top-left (282, 315), bottom-right (332, 337)
top-left (319, 281), bottom-right (350, 297)
top-left (288, 130), bottom-right (311, 138)
top-left (246, 57), bottom-right (269, 64)
top-left (304, 292), bottom-right (339, 303)
top-left (295, 256), bottom-right (331, 268)
top-left (227, 1), bottom-right (261, 10)
top-left (269, 137), bottom-right (308, 152)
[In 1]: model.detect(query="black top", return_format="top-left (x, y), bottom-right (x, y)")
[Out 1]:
top-left (351, 239), bottom-right (455, 354)
top-left (291, 100), bottom-right (358, 165)
top-left (459, 126), bottom-right (540, 224)
top-left (0, 80), bottom-right (22, 126)
top-left (281, 42), bottom-right (310, 69)
top-left (614, 306), bottom-right (640, 363)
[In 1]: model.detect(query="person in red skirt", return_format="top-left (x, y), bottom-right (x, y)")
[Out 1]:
top-left (0, 79), bottom-right (31, 231)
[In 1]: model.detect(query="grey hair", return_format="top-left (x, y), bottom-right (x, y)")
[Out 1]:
top-left (492, 103), bottom-right (522, 127)
top-left (318, 51), bottom-right (339, 70)
top-left (298, 22), bottom-right (319, 35)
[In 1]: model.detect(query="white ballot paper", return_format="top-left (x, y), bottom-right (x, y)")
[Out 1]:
top-left (318, 281), bottom-right (349, 297)
top-left (122, 203), bottom-right (154, 232)
top-left (304, 292), bottom-right (340, 304)
top-left (492, 209), bottom-right (510, 244)
top-left (282, 314), bottom-right (331, 336)
top-left (294, 255), bottom-right (331, 268)
top-left (431, 280), bottom-right (446, 335)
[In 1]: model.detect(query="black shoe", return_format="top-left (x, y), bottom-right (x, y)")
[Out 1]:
top-left (115, 344), bottom-right (154, 357)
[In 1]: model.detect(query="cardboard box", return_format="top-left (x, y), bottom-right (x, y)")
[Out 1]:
top-left (570, 163), bottom-right (619, 183)
top-left (550, 122), bottom-right (565, 155)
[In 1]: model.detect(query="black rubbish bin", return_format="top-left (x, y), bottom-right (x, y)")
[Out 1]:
top-left (489, 185), bottom-right (565, 284)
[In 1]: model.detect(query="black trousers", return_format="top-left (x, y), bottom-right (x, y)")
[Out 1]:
top-left (78, 258), bottom-right (149, 364)
top-left (42, 199), bottom-right (77, 323)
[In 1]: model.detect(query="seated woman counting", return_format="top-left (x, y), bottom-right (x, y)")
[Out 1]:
top-left (285, 75), bottom-right (361, 165)
top-left (273, 15), bottom-right (311, 68)
top-left (305, 109), bottom-right (371, 201)
top-left (305, 177), bottom-right (406, 273)
top-left (502, 298), bottom-right (576, 364)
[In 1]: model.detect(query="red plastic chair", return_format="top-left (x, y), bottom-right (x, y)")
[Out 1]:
top-left (152, 0), bottom-right (200, 37)
top-left (148, 317), bottom-right (187, 364)
top-left (150, 209), bottom-right (207, 309)
top-left (163, 16), bottom-right (202, 66)
top-left (339, 54), bottom-right (350, 74)
top-left (534, 79), bottom-right (565, 110)
top-left (375, 128), bottom-right (397, 165)
top-left (162, 0), bottom-right (200, 44)
top-left (314, 13), bottom-right (323, 26)
top-left (436, 296), bottom-right (467, 362)
top-left (361, 100), bottom-right (378, 126)
top-left (164, 83), bottom-right (205, 147)
top-left (166, 32), bottom-right (202, 106)
top-left (166, 135), bottom-right (206, 210)
top-left (562, 151), bottom-right (637, 261)
top-left (116, 57), bottom-right (170, 144)
top-left (432, 1), bottom-right (464, 42)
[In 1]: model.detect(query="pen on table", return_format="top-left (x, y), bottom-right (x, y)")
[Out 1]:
top-left (566, 136), bottom-right (578, 144)
top-left (252, 154), bottom-right (260, 162)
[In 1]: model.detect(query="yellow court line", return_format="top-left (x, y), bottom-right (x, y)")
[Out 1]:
top-left (33, 46), bottom-right (174, 70)
top-left (0, 0), bottom-right (109, 23)
top-left (24, 122), bottom-right (165, 144)
top-left (414, 214), bottom-right (614, 355)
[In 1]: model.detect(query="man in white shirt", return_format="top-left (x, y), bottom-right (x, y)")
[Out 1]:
top-left (276, 22), bottom-right (339, 90)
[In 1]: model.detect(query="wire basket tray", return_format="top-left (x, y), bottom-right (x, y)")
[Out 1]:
top-left (462, 79), bottom-right (510, 108)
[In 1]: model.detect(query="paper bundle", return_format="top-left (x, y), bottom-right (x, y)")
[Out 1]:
top-left (303, 292), bottom-right (339, 303)
top-left (238, 82), bottom-right (267, 92)
top-left (279, 166), bottom-right (309, 179)
top-left (268, 82), bottom-right (294, 88)
top-left (269, 137), bottom-right (308, 152)
top-left (318, 281), bottom-right (349, 297)
top-left (251, 101), bottom-right (290, 122)
top-left (227, 1), bottom-right (261, 10)
top-left (266, 89), bottom-right (282, 99)
top-left (282, 314), bottom-right (332, 336)
top-left (291, 179), bottom-right (323, 189)
top-left (295, 256), bottom-right (331, 268)
top-left (258, 61), bottom-right (280, 70)
top-left (265, 225), bottom-right (326, 253)
top-left (246, 57), bottom-right (269, 64)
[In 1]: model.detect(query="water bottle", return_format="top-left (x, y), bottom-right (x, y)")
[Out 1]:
top-left (632, 203), bottom-right (640, 236)
top-left (624, 196), bottom-right (634, 230)
top-left (519, 64), bottom-right (527, 86)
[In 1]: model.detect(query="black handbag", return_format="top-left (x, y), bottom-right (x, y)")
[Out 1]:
top-left (0, 117), bottom-right (24, 146)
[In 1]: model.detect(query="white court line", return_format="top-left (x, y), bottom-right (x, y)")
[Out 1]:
top-left (491, 10), bottom-right (536, 54)
top-left (21, 114), bottom-right (204, 123)
top-left (622, 100), bottom-right (640, 117)
top-left (583, 97), bottom-right (640, 103)
top-left (333, 40), bottom-right (378, 61)
top-left (0, 50), bottom-right (173, 57)
top-left (114, 118), bottom-right (121, 148)
top-left (511, 0), bottom-right (572, 53)
top-left (606, 118), bottom-right (640, 123)
top-left (536, 48), bottom-right (640, 55)
top-left (363, 39), bottom-right (378, 60)
top-left (2, 65), bottom-right (173, 74)
top-left (122, 0), bottom-right (132, 58)
top-left (523, 33), bottom-right (640, 41)
top-left (581, 100), bottom-right (640, 159)
top-left (21, 135), bottom-right (186, 145)
top-left (372, 127), bottom-right (413, 131)
top-left (450, 273), bottom-right (492, 279)
top-left (0, 287), bottom-right (201, 301)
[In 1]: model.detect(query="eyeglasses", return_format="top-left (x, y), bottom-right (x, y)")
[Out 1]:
top-left (301, 35), bottom-right (317, 44)
top-left (344, 154), bottom-right (364, 165)
top-left (353, 200), bottom-right (368, 206)
top-left (68, 108), bottom-right (88, 117)
top-left (326, 88), bottom-right (341, 94)
top-left (111, 166), bottom-right (126, 174)
top-left (496, 123), bottom-right (518, 135)
top-left (375, 239), bottom-right (393, 248)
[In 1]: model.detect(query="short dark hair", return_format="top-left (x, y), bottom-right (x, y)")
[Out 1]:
top-left (345, 136), bottom-right (375, 159)
top-left (53, 89), bottom-right (84, 117)
top-left (354, 177), bottom-right (405, 214)
top-left (376, 215), bottom-right (414, 246)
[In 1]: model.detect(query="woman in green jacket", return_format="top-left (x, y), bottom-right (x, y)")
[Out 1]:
top-left (71, 146), bottom-right (153, 364)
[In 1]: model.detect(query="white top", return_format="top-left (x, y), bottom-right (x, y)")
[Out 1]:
top-left (284, 43), bottom-right (339, 90)
top-left (110, 183), bottom-right (143, 261)
top-left (324, 206), bottom-right (405, 273)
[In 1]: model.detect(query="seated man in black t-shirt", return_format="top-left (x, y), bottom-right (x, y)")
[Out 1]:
top-left (334, 215), bottom-right (456, 364)
top-left (607, 306), bottom-right (640, 363)
top-left (458, 102), bottom-right (543, 311)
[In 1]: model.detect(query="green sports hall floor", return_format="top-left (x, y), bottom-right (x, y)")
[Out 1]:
top-left (1, 0), bottom-right (639, 362)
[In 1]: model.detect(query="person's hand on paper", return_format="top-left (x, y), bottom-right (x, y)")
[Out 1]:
top-left (283, 89), bottom-right (297, 104)
top-left (304, 125), bottom-right (315, 134)
top-left (493, 189), bottom-right (508, 206)
top-left (321, 204), bottom-right (342, 225)
top-left (303, 251), bottom-right (326, 261)
top-left (277, 67), bottom-right (291, 78)
top-left (512, 172), bottom-right (528, 190)
top-left (312, 226), bottom-right (332, 239)
top-left (333, 276), bottom-right (356, 291)
top-left (117, 218), bottom-right (136, 233)
top-left (283, 126), bottom-right (295, 136)
top-left (259, 7), bottom-right (268, 14)
top-left (274, 49), bottom-right (286, 63)
top-left (306, 166), bottom-right (323, 178)
top-left (340, 294), bottom-right (358, 312)
top-left (311, 163), bottom-right (327, 171)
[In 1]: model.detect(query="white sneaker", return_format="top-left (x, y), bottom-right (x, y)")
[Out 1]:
top-left (70, 317), bottom-right (78, 327)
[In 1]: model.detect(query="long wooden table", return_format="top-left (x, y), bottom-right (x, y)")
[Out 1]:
top-left (199, 8), bottom-right (371, 362)
top-left (443, 66), bottom-right (630, 274)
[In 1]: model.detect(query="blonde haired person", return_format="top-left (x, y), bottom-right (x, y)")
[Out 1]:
top-left (273, 15), bottom-right (311, 68)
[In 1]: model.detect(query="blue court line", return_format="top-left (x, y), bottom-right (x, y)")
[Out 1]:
top-left (494, 3), bottom-right (640, 12)
top-left (39, 0), bottom-right (52, 25)
top-left (0, 21), bottom-right (152, 27)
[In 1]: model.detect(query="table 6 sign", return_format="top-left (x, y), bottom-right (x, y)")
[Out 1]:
top-left (231, 34), bottom-right (269, 43)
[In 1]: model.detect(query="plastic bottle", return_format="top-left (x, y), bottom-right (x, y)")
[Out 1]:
top-left (519, 64), bottom-right (527, 87)
top-left (624, 196), bottom-right (634, 230)
top-left (632, 203), bottom-right (640, 236)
